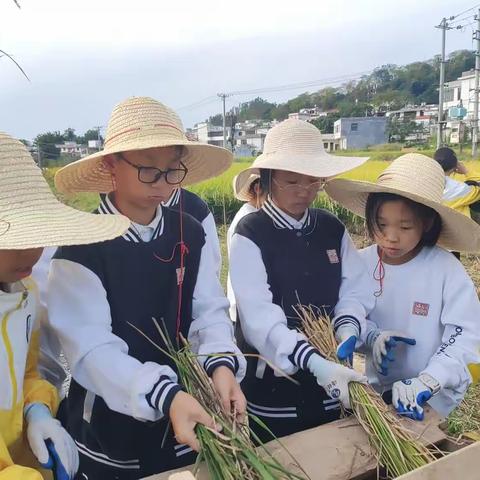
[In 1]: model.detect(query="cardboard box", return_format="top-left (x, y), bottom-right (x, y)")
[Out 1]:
top-left (143, 407), bottom-right (447, 480)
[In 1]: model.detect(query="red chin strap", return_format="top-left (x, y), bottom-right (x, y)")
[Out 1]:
top-left (373, 247), bottom-right (385, 297)
top-left (154, 187), bottom-right (188, 340)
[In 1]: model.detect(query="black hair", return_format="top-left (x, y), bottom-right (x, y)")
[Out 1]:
top-left (259, 169), bottom-right (272, 194)
top-left (434, 147), bottom-right (458, 172)
top-left (365, 192), bottom-right (442, 247)
top-left (248, 177), bottom-right (262, 196)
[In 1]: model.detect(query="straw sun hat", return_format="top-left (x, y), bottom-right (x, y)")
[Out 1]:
top-left (234, 119), bottom-right (368, 192)
top-left (233, 173), bottom-right (260, 202)
top-left (325, 153), bottom-right (480, 253)
top-left (0, 132), bottom-right (130, 249)
top-left (54, 96), bottom-right (233, 194)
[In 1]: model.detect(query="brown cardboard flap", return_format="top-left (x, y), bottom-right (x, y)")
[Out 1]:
top-left (396, 441), bottom-right (480, 480)
top-left (143, 407), bottom-right (445, 480)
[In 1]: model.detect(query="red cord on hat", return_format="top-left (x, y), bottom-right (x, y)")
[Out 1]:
top-left (373, 248), bottom-right (385, 297)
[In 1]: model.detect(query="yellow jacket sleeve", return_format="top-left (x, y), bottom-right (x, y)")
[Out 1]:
top-left (23, 328), bottom-right (59, 416)
top-left (0, 465), bottom-right (44, 480)
top-left (447, 172), bottom-right (480, 216)
top-left (0, 435), bottom-right (43, 480)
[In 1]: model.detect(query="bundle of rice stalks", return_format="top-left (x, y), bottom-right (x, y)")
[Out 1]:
top-left (130, 318), bottom-right (308, 480)
top-left (298, 305), bottom-right (439, 478)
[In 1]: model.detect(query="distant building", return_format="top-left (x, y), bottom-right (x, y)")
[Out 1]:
top-left (444, 70), bottom-right (475, 120)
top-left (320, 133), bottom-right (340, 152)
top-left (55, 141), bottom-right (88, 158)
top-left (334, 117), bottom-right (388, 150)
top-left (288, 107), bottom-right (337, 122)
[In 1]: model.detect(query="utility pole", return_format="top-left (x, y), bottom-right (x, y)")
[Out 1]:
top-left (473, 10), bottom-right (480, 158)
top-left (436, 18), bottom-right (450, 149)
top-left (217, 93), bottom-right (230, 149)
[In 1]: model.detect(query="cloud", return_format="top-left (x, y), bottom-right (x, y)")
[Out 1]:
top-left (0, 0), bottom-right (475, 139)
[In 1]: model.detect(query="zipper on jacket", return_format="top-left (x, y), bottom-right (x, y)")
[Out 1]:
top-left (1, 290), bottom-right (28, 408)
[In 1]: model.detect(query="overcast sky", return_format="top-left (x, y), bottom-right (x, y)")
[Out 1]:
top-left (0, 0), bottom-right (476, 140)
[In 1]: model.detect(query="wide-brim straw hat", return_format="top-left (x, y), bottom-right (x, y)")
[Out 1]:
top-left (0, 132), bottom-right (130, 249)
top-left (235, 119), bottom-right (368, 191)
top-left (54, 96), bottom-right (233, 194)
top-left (233, 173), bottom-right (260, 202)
top-left (325, 153), bottom-right (480, 253)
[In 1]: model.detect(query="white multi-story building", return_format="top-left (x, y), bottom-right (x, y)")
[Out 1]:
top-left (444, 70), bottom-right (475, 119)
top-left (55, 142), bottom-right (88, 158)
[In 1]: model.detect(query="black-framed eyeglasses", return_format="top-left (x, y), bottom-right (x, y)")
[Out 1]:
top-left (119, 154), bottom-right (188, 185)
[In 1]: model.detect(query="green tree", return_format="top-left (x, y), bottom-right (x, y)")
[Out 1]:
top-left (78, 128), bottom-right (103, 144)
top-left (34, 131), bottom-right (63, 160)
top-left (63, 128), bottom-right (77, 142)
top-left (387, 118), bottom-right (425, 143)
top-left (310, 115), bottom-right (340, 134)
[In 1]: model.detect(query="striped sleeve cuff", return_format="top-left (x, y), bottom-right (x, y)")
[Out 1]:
top-left (204, 354), bottom-right (239, 377)
top-left (289, 340), bottom-right (320, 371)
top-left (333, 315), bottom-right (361, 336)
top-left (146, 376), bottom-right (182, 416)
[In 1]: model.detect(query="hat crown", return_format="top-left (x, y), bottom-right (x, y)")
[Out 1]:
top-left (263, 119), bottom-right (326, 157)
top-left (0, 132), bottom-right (52, 208)
top-left (104, 96), bottom-right (187, 151)
top-left (376, 153), bottom-right (445, 203)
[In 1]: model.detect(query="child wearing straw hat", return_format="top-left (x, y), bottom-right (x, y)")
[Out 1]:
top-left (226, 173), bottom-right (265, 322)
top-left (49, 97), bottom-right (247, 478)
top-left (0, 132), bottom-right (129, 480)
top-left (31, 187), bottom-right (222, 395)
top-left (229, 119), bottom-right (375, 441)
top-left (326, 153), bottom-right (480, 421)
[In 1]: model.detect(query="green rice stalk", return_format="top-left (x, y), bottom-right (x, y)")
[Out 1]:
top-left (129, 318), bottom-right (308, 480)
top-left (297, 305), bottom-right (439, 478)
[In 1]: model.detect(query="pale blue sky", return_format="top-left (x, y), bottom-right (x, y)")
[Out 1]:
top-left (0, 0), bottom-right (474, 140)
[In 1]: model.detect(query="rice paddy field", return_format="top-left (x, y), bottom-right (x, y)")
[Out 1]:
top-left (44, 150), bottom-right (480, 437)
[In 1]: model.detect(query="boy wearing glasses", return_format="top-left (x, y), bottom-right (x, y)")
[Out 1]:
top-left (47, 97), bottom-right (246, 478)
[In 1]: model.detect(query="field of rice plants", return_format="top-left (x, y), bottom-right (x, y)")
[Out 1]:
top-left (43, 153), bottom-right (480, 438)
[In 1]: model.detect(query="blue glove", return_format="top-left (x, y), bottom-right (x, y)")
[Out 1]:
top-left (335, 324), bottom-right (358, 364)
top-left (41, 439), bottom-right (70, 480)
top-left (392, 374), bottom-right (439, 421)
top-left (366, 330), bottom-right (416, 376)
top-left (25, 403), bottom-right (78, 479)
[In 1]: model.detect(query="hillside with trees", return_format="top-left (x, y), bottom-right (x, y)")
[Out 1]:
top-left (208, 50), bottom-right (474, 134)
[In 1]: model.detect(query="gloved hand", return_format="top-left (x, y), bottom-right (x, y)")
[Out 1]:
top-left (308, 353), bottom-right (368, 409)
top-left (365, 330), bottom-right (416, 376)
top-left (392, 373), bottom-right (440, 421)
top-left (335, 324), bottom-right (358, 364)
top-left (25, 403), bottom-right (79, 479)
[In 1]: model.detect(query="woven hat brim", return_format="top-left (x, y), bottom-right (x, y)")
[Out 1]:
top-left (325, 178), bottom-right (480, 253)
top-left (233, 173), bottom-right (260, 202)
top-left (234, 152), bottom-right (368, 195)
top-left (0, 201), bottom-right (130, 249)
top-left (54, 140), bottom-right (232, 194)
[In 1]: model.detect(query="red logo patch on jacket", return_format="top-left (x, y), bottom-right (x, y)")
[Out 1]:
top-left (412, 301), bottom-right (429, 316)
top-left (326, 249), bottom-right (339, 264)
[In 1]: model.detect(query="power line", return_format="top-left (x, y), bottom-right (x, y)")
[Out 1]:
top-left (226, 70), bottom-right (372, 96)
top-left (177, 96), bottom-right (218, 111)
top-left (450, 3), bottom-right (480, 20)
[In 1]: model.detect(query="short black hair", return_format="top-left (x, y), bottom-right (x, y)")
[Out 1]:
top-left (434, 147), bottom-right (458, 172)
top-left (365, 192), bottom-right (442, 247)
